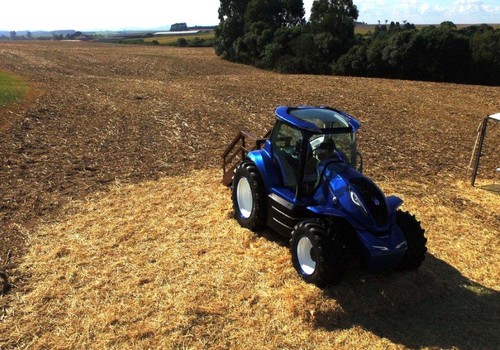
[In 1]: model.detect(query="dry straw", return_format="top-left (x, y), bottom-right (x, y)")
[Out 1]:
top-left (0, 42), bottom-right (499, 350)
top-left (1, 169), bottom-right (498, 349)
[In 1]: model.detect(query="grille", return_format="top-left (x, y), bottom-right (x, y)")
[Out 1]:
top-left (350, 177), bottom-right (389, 228)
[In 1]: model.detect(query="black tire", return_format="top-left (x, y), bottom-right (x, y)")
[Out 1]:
top-left (232, 161), bottom-right (266, 231)
top-left (396, 210), bottom-right (427, 270)
top-left (290, 219), bottom-right (346, 287)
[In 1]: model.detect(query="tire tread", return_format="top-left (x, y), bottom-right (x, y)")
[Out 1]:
top-left (232, 161), bottom-right (266, 231)
top-left (291, 219), bottom-right (346, 286)
top-left (396, 210), bottom-right (427, 270)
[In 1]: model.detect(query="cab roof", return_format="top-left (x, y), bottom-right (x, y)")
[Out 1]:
top-left (488, 113), bottom-right (500, 122)
top-left (275, 106), bottom-right (361, 133)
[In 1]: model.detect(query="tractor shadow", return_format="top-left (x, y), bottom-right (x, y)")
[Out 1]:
top-left (479, 183), bottom-right (500, 193)
top-left (315, 254), bottom-right (499, 350)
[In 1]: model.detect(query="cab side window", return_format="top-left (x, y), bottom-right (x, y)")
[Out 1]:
top-left (271, 122), bottom-right (303, 190)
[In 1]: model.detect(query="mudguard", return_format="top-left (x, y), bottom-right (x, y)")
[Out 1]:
top-left (247, 141), bottom-right (279, 192)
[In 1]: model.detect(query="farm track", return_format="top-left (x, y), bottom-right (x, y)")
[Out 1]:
top-left (0, 41), bottom-right (499, 349)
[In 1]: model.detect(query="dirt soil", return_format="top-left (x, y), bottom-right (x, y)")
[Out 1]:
top-left (0, 41), bottom-right (498, 349)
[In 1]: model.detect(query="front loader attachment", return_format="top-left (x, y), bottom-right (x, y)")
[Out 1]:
top-left (221, 130), bottom-right (270, 186)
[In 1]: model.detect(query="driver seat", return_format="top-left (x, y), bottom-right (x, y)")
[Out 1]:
top-left (303, 143), bottom-right (318, 195)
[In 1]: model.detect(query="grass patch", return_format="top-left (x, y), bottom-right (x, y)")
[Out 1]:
top-left (143, 32), bottom-right (214, 45)
top-left (0, 71), bottom-right (27, 107)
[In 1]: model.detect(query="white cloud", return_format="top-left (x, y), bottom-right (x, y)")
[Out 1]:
top-left (356, 0), bottom-right (500, 24)
top-left (453, 0), bottom-right (483, 14)
top-left (358, 0), bottom-right (388, 11)
top-left (448, 0), bottom-right (500, 22)
top-left (420, 3), bottom-right (431, 14)
top-left (483, 5), bottom-right (500, 13)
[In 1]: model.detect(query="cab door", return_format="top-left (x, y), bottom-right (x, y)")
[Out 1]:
top-left (267, 121), bottom-right (312, 236)
top-left (270, 121), bottom-right (304, 192)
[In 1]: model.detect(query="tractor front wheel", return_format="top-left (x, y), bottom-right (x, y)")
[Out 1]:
top-left (290, 219), bottom-right (346, 287)
top-left (232, 161), bottom-right (266, 231)
top-left (396, 210), bottom-right (427, 270)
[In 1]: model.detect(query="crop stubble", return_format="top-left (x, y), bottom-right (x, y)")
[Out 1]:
top-left (0, 41), bottom-right (499, 349)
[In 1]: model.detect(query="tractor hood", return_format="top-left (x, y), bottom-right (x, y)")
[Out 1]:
top-left (311, 162), bottom-right (400, 233)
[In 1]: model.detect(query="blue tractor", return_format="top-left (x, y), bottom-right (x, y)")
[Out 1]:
top-left (223, 106), bottom-right (426, 286)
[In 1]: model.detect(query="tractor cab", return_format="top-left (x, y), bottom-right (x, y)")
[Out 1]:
top-left (269, 106), bottom-right (361, 200)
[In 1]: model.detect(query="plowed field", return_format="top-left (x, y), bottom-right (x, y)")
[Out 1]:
top-left (0, 41), bottom-right (499, 349)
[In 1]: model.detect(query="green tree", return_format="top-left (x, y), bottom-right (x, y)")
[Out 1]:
top-left (309, 0), bottom-right (359, 61)
top-left (215, 0), bottom-right (248, 61)
top-left (216, 0), bottom-right (305, 64)
top-left (283, 0), bottom-right (305, 26)
top-left (413, 25), bottom-right (471, 82)
top-left (333, 43), bottom-right (368, 76)
top-left (242, 21), bottom-right (274, 64)
top-left (244, 0), bottom-right (283, 30)
top-left (215, 1), bottom-right (494, 84)
top-left (381, 30), bottom-right (418, 78)
top-left (440, 21), bottom-right (457, 30)
top-left (468, 25), bottom-right (500, 85)
top-left (260, 25), bottom-right (304, 69)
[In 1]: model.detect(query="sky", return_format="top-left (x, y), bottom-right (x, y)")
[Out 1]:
top-left (1, 0), bottom-right (499, 31)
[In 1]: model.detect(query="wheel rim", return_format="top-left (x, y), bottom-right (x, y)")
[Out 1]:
top-left (297, 236), bottom-right (316, 275)
top-left (236, 177), bottom-right (253, 219)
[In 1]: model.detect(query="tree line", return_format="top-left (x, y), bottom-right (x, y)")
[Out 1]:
top-left (214, 0), bottom-right (500, 85)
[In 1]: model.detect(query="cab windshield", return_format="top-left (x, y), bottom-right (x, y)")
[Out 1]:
top-left (289, 108), bottom-right (357, 166)
top-left (272, 108), bottom-right (359, 196)
top-left (309, 132), bottom-right (357, 168)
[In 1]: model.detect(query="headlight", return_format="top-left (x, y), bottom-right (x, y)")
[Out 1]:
top-left (350, 190), bottom-right (368, 216)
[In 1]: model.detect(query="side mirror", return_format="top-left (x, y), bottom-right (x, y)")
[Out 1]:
top-left (356, 151), bottom-right (363, 173)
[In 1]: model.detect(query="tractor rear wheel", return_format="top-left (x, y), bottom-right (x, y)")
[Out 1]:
top-left (232, 161), bottom-right (266, 231)
top-left (396, 210), bottom-right (427, 270)
top-left (290, 219), bottom-right (346, 287)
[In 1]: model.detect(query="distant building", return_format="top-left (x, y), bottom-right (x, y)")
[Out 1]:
top-left (154, 30), bottom-right (201, 36)
top-left (52, 30), bottom-right (76, 36)
top-left (170, 23), bottom-right (188, 32)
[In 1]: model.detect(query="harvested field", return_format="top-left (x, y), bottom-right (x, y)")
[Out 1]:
top-left (0, 41), bottom-right (499, 349)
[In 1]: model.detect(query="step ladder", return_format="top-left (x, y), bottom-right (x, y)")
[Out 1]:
top-left (468, 113), bottom-right (499, 186)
